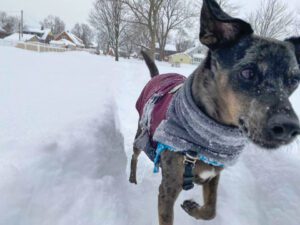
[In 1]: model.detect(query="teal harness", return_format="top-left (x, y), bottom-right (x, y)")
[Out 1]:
top-left (152, 143), bottom-right (224, 191)
top-left (153, 143), bottom-right (224, 173)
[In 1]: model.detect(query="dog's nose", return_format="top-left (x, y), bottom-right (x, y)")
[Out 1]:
top-left (268, 115), bottom-right (300, 142)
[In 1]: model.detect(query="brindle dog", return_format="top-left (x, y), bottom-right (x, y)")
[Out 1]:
top-left (130, 0), bottom-right (300, 224)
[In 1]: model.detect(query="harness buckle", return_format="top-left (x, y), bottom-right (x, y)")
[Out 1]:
top-left (183, 151), bottom-right (198, 167)
top-left (183, 155), bottom-right (197, 167)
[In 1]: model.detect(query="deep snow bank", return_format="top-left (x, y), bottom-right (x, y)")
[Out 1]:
top-left (0, 47), bottom-right (300, 225)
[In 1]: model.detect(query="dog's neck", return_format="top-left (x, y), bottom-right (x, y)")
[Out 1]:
top-left (191, 52), bottom-right (236, 127)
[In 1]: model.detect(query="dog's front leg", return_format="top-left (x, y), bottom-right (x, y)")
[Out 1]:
top-left (158, 152), bottom-right (183, 225)
top-left (181, 174), bottom-right (220, 220)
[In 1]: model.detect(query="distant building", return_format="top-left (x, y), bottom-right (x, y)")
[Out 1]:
top-left (23, 27), bottom-right (53, 43)
top-left (169, 53), bottom-right (192, 66)
top-left (4, 33), bottom-right (40, 42)
top-left (50, 39), bottom-right (76, 49)
top-left (54, 31), bottom-right (84, 48)
top-left (0, 27), bottom-right (8, 39)
top-left (184, 45), bottom-right (207, 64)
top-left (155, 43), bottom-right (177, 61)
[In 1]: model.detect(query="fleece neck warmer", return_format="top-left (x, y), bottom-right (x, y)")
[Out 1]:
top-left (153, 74), bottom-right (247, 167)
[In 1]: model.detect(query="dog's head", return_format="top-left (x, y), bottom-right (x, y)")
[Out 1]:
top-left (199, 0), bottom-right (300, 149)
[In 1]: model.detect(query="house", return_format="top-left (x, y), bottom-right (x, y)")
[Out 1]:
top-left (184, 45), bottom-right (207, 64)
top-left (50, 39), bottom-right (76, 49)
top-left (55, 31), bottom-right (84, 48)
top-left (4, 33), bottom-right (40, 42)
top-left (155, 43), bottom-right (177, 61)
top-left (0, 27), bottom-right (8, 39)
top-left (23, 27), bottom-right (53, 43)
top-left (169, 53), bottom-right (192, 66)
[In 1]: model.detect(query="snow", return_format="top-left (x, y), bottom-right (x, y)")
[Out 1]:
top-left (23, 27), bottom-right (51, 40)
top-left (66, 32), bottom-right (84, 48)
top-left (50, 39), bottom-right (76, 47)
top-left (193, 53), bottom-right (206, 59)
top-left (4, 33), bottom-right (36, 42)
top-left (184, 45), bottom-right (203, 55)
top-left (24, 27), bottom-right (46, 35)
top-left (1, 46), bottom-right (300, 225)
top-left (41, 29), bottom-right (51, 40)
top-left (155, 42), bottom-right (177, 52)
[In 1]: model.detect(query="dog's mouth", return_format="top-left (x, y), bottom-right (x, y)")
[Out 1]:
top-left (238, 118), bottom-right (289, 150)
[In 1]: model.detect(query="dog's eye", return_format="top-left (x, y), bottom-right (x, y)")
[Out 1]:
top-left (240, 69), bottom-right (255, 81)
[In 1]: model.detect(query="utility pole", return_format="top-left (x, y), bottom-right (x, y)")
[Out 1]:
top-left (21, 10), bottom-right (23, 38)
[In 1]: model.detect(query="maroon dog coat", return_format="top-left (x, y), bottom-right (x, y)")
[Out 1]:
top-left (136, 73), bottom-right (186, 147)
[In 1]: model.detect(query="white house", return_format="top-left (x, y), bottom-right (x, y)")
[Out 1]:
top-left (184, 45), bottom-right (207, 64)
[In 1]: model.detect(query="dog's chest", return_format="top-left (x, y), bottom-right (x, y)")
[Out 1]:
top-left (199, 169), bottom-right (217, 180)
top-left (194, 167), bottom-right (218, 184)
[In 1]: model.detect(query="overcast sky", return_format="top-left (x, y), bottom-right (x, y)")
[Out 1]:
top-left (0, 0), bottom-right (300, 29)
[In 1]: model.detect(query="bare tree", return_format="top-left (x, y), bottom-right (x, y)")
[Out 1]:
top-left (90, 0), bottom-right (124, 61)
top-left (123, 0), bottom-right (164, 60)
top-left (40, 15), bottom-right (65, 35)
top-left (175, 28), bottom-right (195, 52)
top-left (0, 11), bottom-right (19, 33)
top-left (72, 23), bottom-right (94, 48)
top-left (248, 0), bottom-right (294, 39)
top-left (156, 0), bottom-right (197, 60)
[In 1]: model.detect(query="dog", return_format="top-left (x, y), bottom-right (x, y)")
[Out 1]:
top-left (130, 0), bottom-right (300, 224)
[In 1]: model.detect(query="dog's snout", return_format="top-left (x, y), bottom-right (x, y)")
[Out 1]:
top-left (268, 115), bottom-right (300, 142)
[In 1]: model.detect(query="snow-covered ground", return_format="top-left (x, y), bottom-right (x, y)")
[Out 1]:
top-left (0, 46), bottom-right (300, 225)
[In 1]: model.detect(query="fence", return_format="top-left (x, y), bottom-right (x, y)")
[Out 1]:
top-left (16, 42), bottom-right (68, 53)
top-left (0, 39), bottom-right (70, 53)
top-left (0, 39), bottom-right (97, 54)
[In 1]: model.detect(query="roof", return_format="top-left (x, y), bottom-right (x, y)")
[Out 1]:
top-left (23, 27), bottom-right (52, 40)
top-left (184, 45), bottom-right (202, 55)
top-left (192, 53), bottom-right (206, 59)
top-left (55, 31), bottom-right (84, 47)
top-left (66, 32), bottom-right (84, 47)
top-left (41, 29), bottom-right (51, 40)
top-left (50, 39), bottom-right (76, 47)
top-left (4, 33), bottom-right (37, 42)
top-left (155, 43), bottom-right (177, 52)
top-left (23, 27), bottom-right (45, 35)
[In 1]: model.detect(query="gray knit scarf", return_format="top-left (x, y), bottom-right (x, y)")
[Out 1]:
top-left (152, 74), bottom-right (247, 167)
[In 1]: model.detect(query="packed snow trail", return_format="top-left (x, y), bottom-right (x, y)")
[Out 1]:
top-left (0, 47), bottom-right (300, 225)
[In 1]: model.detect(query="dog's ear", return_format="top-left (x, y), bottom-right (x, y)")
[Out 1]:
top-left (285, 37), bottom-right (300, 65)
top-left (200, 0), bottom-right (253, 50)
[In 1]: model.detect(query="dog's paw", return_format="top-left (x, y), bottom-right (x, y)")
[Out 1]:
top-left (181, 200), bottom-right (216, 220)
top-left (129, 175), bottom-right (137, 184)
top-left (181, 200), bottom-right (200, 215)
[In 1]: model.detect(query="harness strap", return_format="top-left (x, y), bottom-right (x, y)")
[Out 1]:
top-left (182, 150), bottom-right (198, 191)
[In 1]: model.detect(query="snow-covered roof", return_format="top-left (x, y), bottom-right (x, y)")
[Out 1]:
top-left (23, 27), bottom-right (45, 35)
top-left (192, 53), bottom-right (206, 59)
top-left (184, 45), bottom-right (202, 55)
top-left (41, 29), bottom-right (51, 40)
top-left (66, 32), bottom-right (84, 47)
top-left (50, 39), bottom-right (76, 47)
top-left (155, 43), bottom-right (177, 52)
top-left (23, 27), bottom-right (52, 40)
top-left (4, 33), bottom-right (37, 42)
